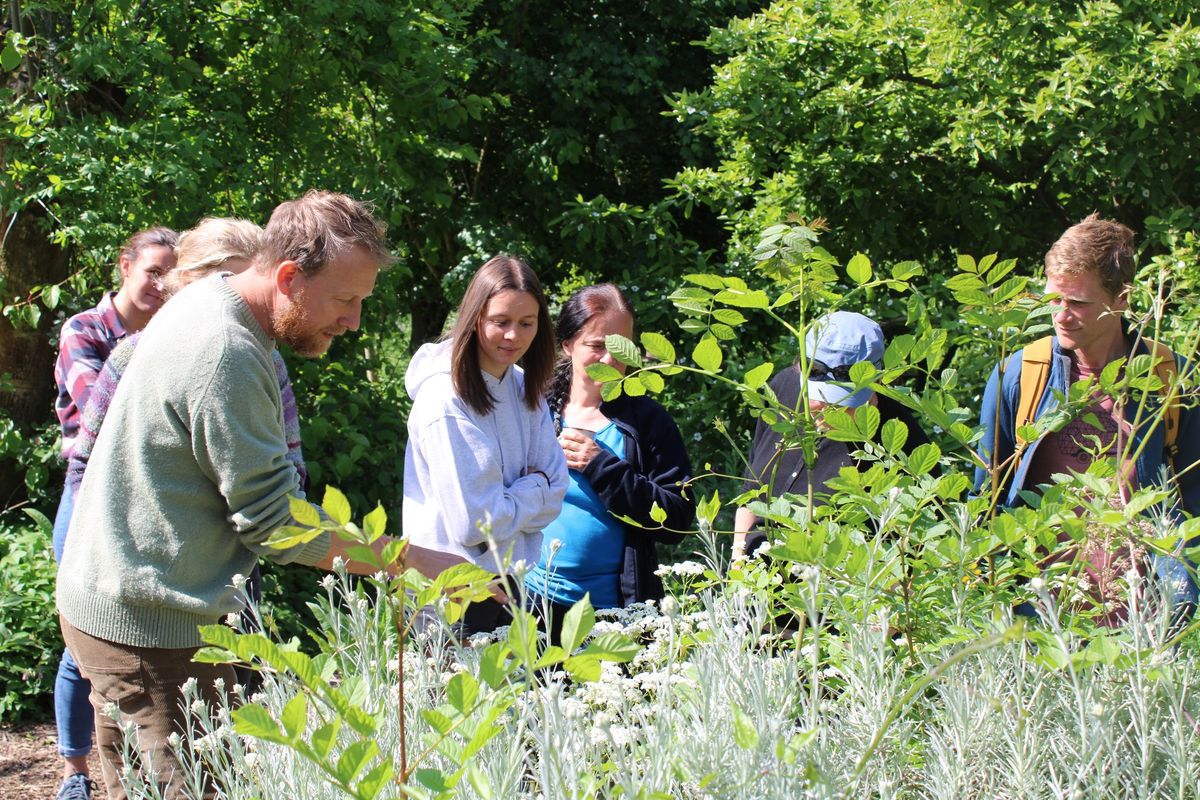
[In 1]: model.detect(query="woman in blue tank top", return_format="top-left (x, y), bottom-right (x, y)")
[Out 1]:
top-left (525, 285), bottom-right (696, 643)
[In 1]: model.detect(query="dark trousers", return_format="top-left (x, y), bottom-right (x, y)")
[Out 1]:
top-left (60, 617), bottom-right (236, 800)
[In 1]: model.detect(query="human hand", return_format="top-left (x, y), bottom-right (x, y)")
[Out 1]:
top-left (559, 427), bottom-right (601, 471)
top-left (402, 543), bottom-right (508, 603)
top-left (402, 542), bottom-right (467, 580)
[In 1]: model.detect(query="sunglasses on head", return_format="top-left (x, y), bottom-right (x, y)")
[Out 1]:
top-left (809, 359), bottom-right (878, 382)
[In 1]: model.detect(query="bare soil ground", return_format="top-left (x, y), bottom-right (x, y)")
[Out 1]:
top-left (0, 721), bottom-right (105, 800)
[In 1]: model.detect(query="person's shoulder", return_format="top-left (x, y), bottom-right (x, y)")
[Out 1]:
top-left (767, 364), bottom-right (803, 400)
top-left (410, 372), bottom-right (471, 421)
top-left (60, 299), bottom-right (110, 339)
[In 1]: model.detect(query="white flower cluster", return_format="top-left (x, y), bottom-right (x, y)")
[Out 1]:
top-left (653, 561), bottom-right (706, 578)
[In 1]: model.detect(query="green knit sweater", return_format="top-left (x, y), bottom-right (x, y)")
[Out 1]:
top-left (57, 275), bottom-right (330, 649)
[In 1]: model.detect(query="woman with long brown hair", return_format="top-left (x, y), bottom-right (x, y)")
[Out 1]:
top-left (403, 255), bottom-right (568, 635)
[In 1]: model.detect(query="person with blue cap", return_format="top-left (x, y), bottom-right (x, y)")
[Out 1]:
top-left (733, 310), bottom-right (929, 558)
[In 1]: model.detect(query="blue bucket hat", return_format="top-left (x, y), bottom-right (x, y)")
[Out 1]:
top-left (804, 311), bottom-right (885, 408)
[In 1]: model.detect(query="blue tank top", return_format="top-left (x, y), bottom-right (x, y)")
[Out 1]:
top-left (525, 422), bottom-right (626, 609)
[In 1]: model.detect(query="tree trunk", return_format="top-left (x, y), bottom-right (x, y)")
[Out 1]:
top-left (0, 204), bottom-right (70, 505)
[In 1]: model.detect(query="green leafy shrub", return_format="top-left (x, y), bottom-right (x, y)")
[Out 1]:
top-left (0, 509), bottom-right (60, 721)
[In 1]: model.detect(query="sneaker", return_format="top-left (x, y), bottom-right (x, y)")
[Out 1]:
top-left (55, 773), bottom-right (98, 800)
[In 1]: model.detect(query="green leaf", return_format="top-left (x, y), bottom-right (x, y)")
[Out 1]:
top-left (192, 646), bottom-right (238, 664)
top-left (848, 361), bottom-right (877, 384)
top-left (907, 443), bottom-right (942, 476)
top-left (232, 704), bottom-right (287, 744)
top-left (586, 362), bottom-right (624, 383)
top-left (600, 379), bottom-right (624, 402)
top-left (692, 335), bottom-right (722, 372)
top-left (415, 769), bottom-right (450, 792)
top-left (605, 334), bottom-right (642, 368)
top-left (855, 403), bottom-right (880, 440)
top-left (534, 645), bottom-right (568, 669)
top-left (42, 284), bottom-right (61, 309)
top-left (357, 760), bottom-right (394, 799)
top-left (280, 693), bottom-right (307, 741)
top-left (640, 371), bottom-right (665, 393)
top-left (345, 544), bottom-right (378, 566)
top-left (380, 539), bottom-right (406, 569)
top-left (0, 42), bottom-right (19, 72)
top-left (1086, 634), bottom-right (1121, 665)
top-left (992, 275), bottom-right (1028, 304)
top-left (581, 632), bottom-right (640, 662)
top-left (560, 596), bottom-right (596, 651)
top-left (649, 502), bottom-right (667, 524)
top-left (891, 261), bottom-right (923, 281)
top-left (198, 624), bottom-right (239, 652)
top-left (289, 495), bottom-right (322, 528)
top-left (323, 486), bottom-right (352, 526)
top-left (731, 702), bottom-right (760, 749)
top-left (563, 653), bottom-right (602, 681)
top-left (311, 719), bottom-right (342, 759)
top-left (683, 273), bottom-right (726, 290)
top-left (335, 740), bottom-right (379, 784)
top-left (362, 503), bottom-right (387, 540)
top-left (712, 308), bottom-right (747, 326)
top-left (466, 764), bottom-right (496, 800)
top-left (22, 507), bottom-right (51, 535)
top-left (708, 322), bottom-right (737, 341)
top-left (772, 291), bottom-right (796, 308)
top-left (819, 406), bottom-right (861, 441)
top-left (446, 671), bottom-right (479, 714)
top-left (267, 525), bottom-right (324, 550)
top-left (880, 418), bottom-right (908, 454)
top-left (422, 708), bottom-right (455, 736)
top-left (640, 332), bottom-right (676, 363)
top-left (713, 288), bottom-right (769, 309)
top-left (698, 489), bottom-right (720, 525)
top-left (846, 252), bottom-right (872, 285)
top-left (744, 362), bottom-right (774, 389)
top-left (622, 375), bottom-right (647, 397)
top-left (325, 688), bottom-right (377, 737)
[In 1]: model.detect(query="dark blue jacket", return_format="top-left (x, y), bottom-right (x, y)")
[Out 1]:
top-left (974, 334), bottom-right (1199, 607)
top-left (580, 394), bottom-right (695, 605)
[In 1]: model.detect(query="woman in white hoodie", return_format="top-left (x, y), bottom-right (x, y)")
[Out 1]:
top-left (404, 255), bottom-right (568, 635)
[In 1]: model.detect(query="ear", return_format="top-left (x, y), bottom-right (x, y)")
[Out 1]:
top-left (118, 254), bottom-right (134, 281)
top-left (1113, 284), bottom-right (1131, 311)
top-left (274, 260), bottom-right (301, 298)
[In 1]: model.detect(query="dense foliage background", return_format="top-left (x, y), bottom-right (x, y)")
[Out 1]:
top-left (2, 0), bottom-right (1198, 722)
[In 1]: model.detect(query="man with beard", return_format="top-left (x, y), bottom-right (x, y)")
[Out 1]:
top-left (56, 191), bottom-right (463, 799)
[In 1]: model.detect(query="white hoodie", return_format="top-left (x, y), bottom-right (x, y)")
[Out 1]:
top-left (402, 339), bottom-right (568, 573)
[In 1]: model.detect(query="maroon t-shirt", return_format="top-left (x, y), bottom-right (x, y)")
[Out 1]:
top-left (1024, 357), bottom-right (1144, 625)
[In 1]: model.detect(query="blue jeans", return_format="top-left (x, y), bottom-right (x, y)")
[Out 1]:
top-left (53, 483), bottom-right (95, 758)
top-left (51, 480), bottom-right (75, 562)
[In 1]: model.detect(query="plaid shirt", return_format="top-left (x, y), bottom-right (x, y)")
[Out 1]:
top-left (54, 292), bottom-right (127, 458)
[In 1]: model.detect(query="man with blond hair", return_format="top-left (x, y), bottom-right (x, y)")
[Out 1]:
top-left (56, 191), bottom-right (463, 799)
top-left (975, 214), bottom-right (1199, 625)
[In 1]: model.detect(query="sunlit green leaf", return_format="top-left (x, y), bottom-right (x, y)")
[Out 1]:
top-left (692, 335), bottom-right (722, 372)
top-left (323, 486), bottom-right (352, 526)
top-left (289, 495), bottom-right (322, 528)
top-left (560, 596), bottom-right (595, 652)
top-left (846, 252), bottom-right (872, 285)
top-left (586, 363), bottom-right (624, 383)
top-left (744, 361), bottom-right (774, 389)
top-left (606, 334), bottom-right (642, 368)
top-left (731, 702), bottom-right (760, 749)
top-left (640, 332), bottom-right (676, 363)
